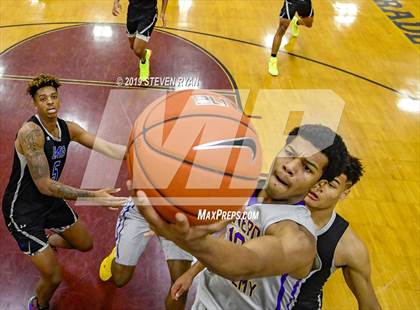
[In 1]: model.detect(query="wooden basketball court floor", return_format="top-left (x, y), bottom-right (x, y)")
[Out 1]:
top-left (0, 0), bottom-right (419, 309)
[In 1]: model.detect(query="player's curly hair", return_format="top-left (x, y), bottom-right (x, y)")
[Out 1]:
top-left (286, 124), bottom-right (349, 182)
top-left (27, 74), bottom-right (61, 98)
top-left (344, 154), bottom-right (364, 187)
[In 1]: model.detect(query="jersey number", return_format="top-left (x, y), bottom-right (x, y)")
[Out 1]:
top-left (228, 227), bottom-right (246, 244)
top-left (52, 161), bottom-right (61, 181)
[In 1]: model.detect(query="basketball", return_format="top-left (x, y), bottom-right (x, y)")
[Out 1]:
top-left (127, 90), bottom-right (262, 225)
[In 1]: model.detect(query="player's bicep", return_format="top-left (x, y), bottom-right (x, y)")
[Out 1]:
top-left (68, 121), bottom-right (95, 148)
top-left (19, 125), bottom-right (50, 182)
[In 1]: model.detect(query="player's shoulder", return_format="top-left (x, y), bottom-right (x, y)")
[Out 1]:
top-left (18, 121), bottom-right (43, 138)
top-left (336, 225), bottom-right (369, 266)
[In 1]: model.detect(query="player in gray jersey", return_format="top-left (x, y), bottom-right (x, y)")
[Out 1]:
top-left (135, 124), bottom-right (349, 309)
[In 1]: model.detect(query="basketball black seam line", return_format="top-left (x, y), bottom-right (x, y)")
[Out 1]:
top-left (131, 112), bottom-right (259, 180)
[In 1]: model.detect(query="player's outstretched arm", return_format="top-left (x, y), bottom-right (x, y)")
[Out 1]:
top-left (18, 123), bottom-right (126, 207)
top-left (67, 121), bottom-right (126, 160)
top-left (340, 229), bottom-right (382, 310)
top-left (136, 191), bottom-right (316, 281)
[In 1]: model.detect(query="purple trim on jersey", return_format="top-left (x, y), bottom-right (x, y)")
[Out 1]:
top-left (275, 274), bottom-right (288, 310)
top-left (286, 279), bottom-right (302, 309)
top-left (115, 201), bottom-right (134, 258)
top-left (247, 190), bottom-right (259, 206)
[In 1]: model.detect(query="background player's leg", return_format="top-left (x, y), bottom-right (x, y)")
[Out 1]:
top-left (47, 233), bottom-right (72, 249)
top-left (132, 37), bottom-right (148, 62)
top-left (269, 18), bottom-right (291, 76)
top-left (110, 261), bottom-right (136, 288)
top-left (59, 221), bottom-right (93, 252)
top-left (30, 247), bottom-right (62, 308)
top-left (298, 16), bottom-right (313, 28)
top-left (165, 260), bottom-right (192, 310)
top-left (271, 18), bottom-right (291, 56)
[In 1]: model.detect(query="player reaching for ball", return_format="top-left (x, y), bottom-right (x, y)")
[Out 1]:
top-left (135, 124), bottom-right (349, 309)
top-left (112, 0), bottom-right (169, 81)
top-left (171, 155), bottom-right (382, 309)
top-left (1, 74), bottom-right (128, 310)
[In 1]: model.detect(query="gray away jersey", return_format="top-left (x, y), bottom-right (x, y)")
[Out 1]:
top-left (193, 202), bottom-right (321, 310)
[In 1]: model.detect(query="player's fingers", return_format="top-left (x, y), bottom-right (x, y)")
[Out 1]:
top-left (136, 191), bottom-right (166, 230)
top-left (198, 219), bottom-right (231, 234)
top-left (174, 212), bottom-right (190, 235)
top-left (144, 230), bottom-right (156, 237)
top-left (170, 282), bottom-right (182, 300)
top-left (104, 187), bottom-right (121, 194)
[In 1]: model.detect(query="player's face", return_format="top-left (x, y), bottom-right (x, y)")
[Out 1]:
top-left (265, 136), bottom-right (328, 203)
top-left (33, 86), bottom-right (60, 119)
top-left (304, 174), bottom-right (350, 210)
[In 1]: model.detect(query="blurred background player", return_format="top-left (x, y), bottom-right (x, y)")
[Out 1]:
top-left (112, 0), bottom-right (169, 81)
top-left (269, 0), bottom-right (314, 76)
top-left (171, 155), bottom-right (382, 309)
top-left (1, 74), bottom-right (127, 310)
top-left (99, 195), bottom-right (193, 310)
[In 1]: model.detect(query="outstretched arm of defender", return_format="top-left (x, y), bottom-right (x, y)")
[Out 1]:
top-left (67, 121), bottom-right (127, 160)
top-left (341, 232), bottom-right (382, 310)
top-left (18, 123), bottom-right (125, 206)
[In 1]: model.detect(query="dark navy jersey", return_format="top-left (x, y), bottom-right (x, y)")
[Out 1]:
top-left (129, 0), bottom-right (157, 10)
top-left (292, 212), bottom-right (349, 309)
top-left (2, 115), bottom-right (71, 215)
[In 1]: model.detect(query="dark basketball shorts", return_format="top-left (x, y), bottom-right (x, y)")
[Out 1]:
top-left (3, 199), bottom-right (78, 256)
top-left (126, 5), bottom-right (158, 42)
top-left (280, 0), bottom-right (314, 20)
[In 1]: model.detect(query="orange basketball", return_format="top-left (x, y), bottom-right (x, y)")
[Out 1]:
top-left (127, 90), bottom-right (262, 225)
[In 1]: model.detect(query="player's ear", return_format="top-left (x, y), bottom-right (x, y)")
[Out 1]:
top-left (339, 187), bottom-right (351, 201)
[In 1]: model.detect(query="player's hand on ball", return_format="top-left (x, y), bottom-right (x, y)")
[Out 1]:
top-left (171, 271), bottom-right (193, 300)
top-left (112, 1), bottom-right (121, 16)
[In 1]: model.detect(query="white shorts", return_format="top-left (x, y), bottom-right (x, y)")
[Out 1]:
top-left (115, 199), bottom-right (193, 266)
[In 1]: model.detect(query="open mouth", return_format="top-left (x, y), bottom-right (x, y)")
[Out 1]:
top-left (307, 191), bottom-right (319, 201)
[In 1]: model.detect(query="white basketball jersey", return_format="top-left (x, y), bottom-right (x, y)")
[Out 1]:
top-left (192, 202), bottom-right (320, 310)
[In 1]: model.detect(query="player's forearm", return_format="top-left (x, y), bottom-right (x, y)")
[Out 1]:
top-left (161, 0), bottom-right (168, 15)
top-left (357, 288), bottom-right (382, 310)
top-left (40, 179), bottom-right (95, 200)
top-left (93, 139), bottom-right (126, 160)
top-left (187, 261), bottom-right (206, 278)
top-left (181, 236), bottom-right (263, 281)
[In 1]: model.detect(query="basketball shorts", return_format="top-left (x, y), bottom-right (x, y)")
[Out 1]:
top-left (3, 198), bottom-right (78, 256)
top-left (280, 0), bottom-right (314, 20)
top-left (115, 198), bottom-right (193, 266)
top-left (126, 5), bottom-right (158, 42)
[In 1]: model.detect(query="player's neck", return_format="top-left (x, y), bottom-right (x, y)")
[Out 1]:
top-left (38, 114), bottom-right (57, 132)
top-left (258, 189), bottom-right (304, 205)
top-left (308, 205), bottom-right (336, 229)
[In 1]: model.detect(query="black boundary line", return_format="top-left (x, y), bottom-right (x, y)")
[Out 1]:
top-left (1, 21), bottom-right (417, 101)
top-left (0, 22), bottom-right (253, 113)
